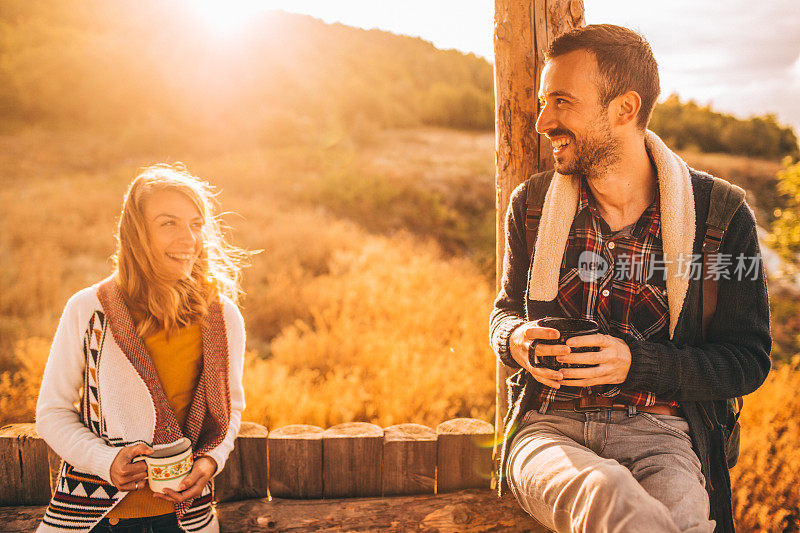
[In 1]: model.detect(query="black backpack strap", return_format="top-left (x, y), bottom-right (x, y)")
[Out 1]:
top-left (701, 176), bottom-right (746, 339)
top-left (525, 170), bottom-right (555, 260)
top-left (699, 177), bottom-right (748, 470)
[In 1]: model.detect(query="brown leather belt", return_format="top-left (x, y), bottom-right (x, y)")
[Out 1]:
top-left (545, 395), bottom-right (682, 417)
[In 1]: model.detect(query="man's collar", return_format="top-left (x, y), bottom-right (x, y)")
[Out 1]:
top-left (577, 178), bottom-right (661, 238)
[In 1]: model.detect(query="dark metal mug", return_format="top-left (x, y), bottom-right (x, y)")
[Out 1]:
top-left (529, 317), bottom-right (600, 370)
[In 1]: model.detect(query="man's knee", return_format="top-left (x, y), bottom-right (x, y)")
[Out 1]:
top-left (509, 450), bottom-right (681, 532)
top-left (570, 462), bottom-right (636, 502)
top-left (558, 465), bottom-right (679, 532)
top-left (512, 459), bottom-right (636, 518)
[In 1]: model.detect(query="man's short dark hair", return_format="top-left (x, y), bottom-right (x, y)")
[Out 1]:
top-left (547, 24), bottom-right (660, 130)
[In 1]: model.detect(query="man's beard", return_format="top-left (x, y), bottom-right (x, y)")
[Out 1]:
top-left (551, 115), bottom-right (621, 180)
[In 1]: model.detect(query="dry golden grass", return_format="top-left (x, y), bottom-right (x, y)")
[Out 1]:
top-left (679, 149), bottom-right (782, 180)
top-left (732, 357), bottom-right (800, 532)
top-left (0, 338), bottom-right (50, 427)
top-left (679, 149), bottom-right (783, 224)
top-left (243, 234), bottom-right (494, 428)
top-left (359, 128), bottom-right (496, 187)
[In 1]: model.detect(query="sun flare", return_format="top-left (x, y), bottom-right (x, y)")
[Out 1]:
top-left (190, 0), bottom-right (273, 38)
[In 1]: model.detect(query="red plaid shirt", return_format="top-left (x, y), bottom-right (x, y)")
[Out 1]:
top-left (536, 178), bottom-right (677, 407)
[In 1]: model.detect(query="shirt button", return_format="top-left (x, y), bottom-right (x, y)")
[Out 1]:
top-left (601, 289), bottom-right (610, 297)
top-left (607, 241), bottom-right (616, 250)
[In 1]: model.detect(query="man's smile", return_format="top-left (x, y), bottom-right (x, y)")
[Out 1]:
top-left (550, 136), bottom-right (572, 155)
top-left (545, 128), bottom-right (575, 157)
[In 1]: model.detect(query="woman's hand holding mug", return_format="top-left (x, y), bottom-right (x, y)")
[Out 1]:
top-left (154, 456), bottom-right (217, 503)
top-left (109, 442), bottom-right (153, 491)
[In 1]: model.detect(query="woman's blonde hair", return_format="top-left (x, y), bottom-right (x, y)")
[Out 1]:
top-left (114, 163), bottom-right (248, 337)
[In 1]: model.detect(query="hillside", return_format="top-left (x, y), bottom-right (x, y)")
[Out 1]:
top-left (1, 0), bottom-right (795, 160)
top-left (0, 0), bottom-right (492, 149)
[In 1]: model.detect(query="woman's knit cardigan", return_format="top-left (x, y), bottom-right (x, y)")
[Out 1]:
top-left (35, 278), bottom-right (246, 532)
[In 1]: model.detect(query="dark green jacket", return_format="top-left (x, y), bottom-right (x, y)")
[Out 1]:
top-left (490, 169), bottom-right (772, 532)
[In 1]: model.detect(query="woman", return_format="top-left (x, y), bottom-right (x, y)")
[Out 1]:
top-left (36, 164), bottom-right (248, 532)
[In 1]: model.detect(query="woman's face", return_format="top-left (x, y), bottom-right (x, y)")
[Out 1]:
top-left (143, 190), bottom-right (204, 281)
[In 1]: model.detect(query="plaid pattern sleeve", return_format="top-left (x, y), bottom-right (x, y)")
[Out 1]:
top-left (535, 179), bottom-right (678, 408)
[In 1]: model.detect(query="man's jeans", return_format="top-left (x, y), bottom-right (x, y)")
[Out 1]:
top-left (506, 408), bottom-right (715, 533)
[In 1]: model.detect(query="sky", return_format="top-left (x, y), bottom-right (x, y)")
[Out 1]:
top-left (199, 0), bottom-right (800, 133)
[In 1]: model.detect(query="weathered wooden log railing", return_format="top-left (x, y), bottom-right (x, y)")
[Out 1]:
top-left (0, 419), bottom-right (546, 531)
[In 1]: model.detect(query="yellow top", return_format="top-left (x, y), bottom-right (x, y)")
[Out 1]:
top-left (107, 323), bottom-right (203, 519)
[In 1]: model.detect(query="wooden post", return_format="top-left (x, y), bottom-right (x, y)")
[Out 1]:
top-left (0, 424), bottom-right (53, 506)
top-left (381, 423), bottom-right (436, 496)
top-left (435, 418), bottom-right (494, 493)
top-left (268, 424), bottom-right (324, 499)
top-left (492, 0), bottom-right (585, 476)
top-left (214, 422), bottom-right (268, 503)
top-left (322, 422), bottom-right (383, 498)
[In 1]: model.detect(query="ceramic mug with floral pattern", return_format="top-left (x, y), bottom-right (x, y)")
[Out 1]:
top-left (133, 437), bottom-right (193, 494)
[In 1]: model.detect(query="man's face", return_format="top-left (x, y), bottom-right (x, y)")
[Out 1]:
top-left (536, 50), bottom-right (621, 179)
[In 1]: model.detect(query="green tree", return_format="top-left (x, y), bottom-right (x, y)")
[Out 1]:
top-left (767, 158), bottom-right (800, 272)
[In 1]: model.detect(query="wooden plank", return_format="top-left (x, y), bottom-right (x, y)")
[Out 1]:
top-left (214, 422), bottom-right (268, 503)
top-left (0, 504), bottom-right (47, 532)
top-left (381, 423), bottom-right (436, 496)
top-left (0, 424), bottom-right (52, 506)
top-left (0, 490), bottom-right (549, 532)
top-left (323, 422), bottom-right (383, 498)
top-left (436, 418), bottom-right (494, 493)
top-left (268, 424), bottom-right (324, 499)
top-left (216, 489), bottom-right (547, 532)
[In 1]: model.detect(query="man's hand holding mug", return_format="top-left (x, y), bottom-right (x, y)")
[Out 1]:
top-left (509, 321), bottom-right (567, 389)
top-left (509, 317), bottom-right (632, 388)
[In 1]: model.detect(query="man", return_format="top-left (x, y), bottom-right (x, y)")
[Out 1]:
top-left (490, 25), bottom-right (771, 532)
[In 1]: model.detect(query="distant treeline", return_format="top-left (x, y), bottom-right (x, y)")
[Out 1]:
top-left (650, 95), bottom-right (798, 160)
top-left (0, 0), bottom-right (796, 158)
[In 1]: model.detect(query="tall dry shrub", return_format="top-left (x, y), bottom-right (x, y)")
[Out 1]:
top-left (237, 210), bottom-right (364, 342)
top-left (732, 357), bottom-right (800, 531)
top-left (242, 233), bottom-right (495, 429)
top-left (0, 169), bottom-right (123, 347)
top-left (0, 338), bottom-right (49, 426)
